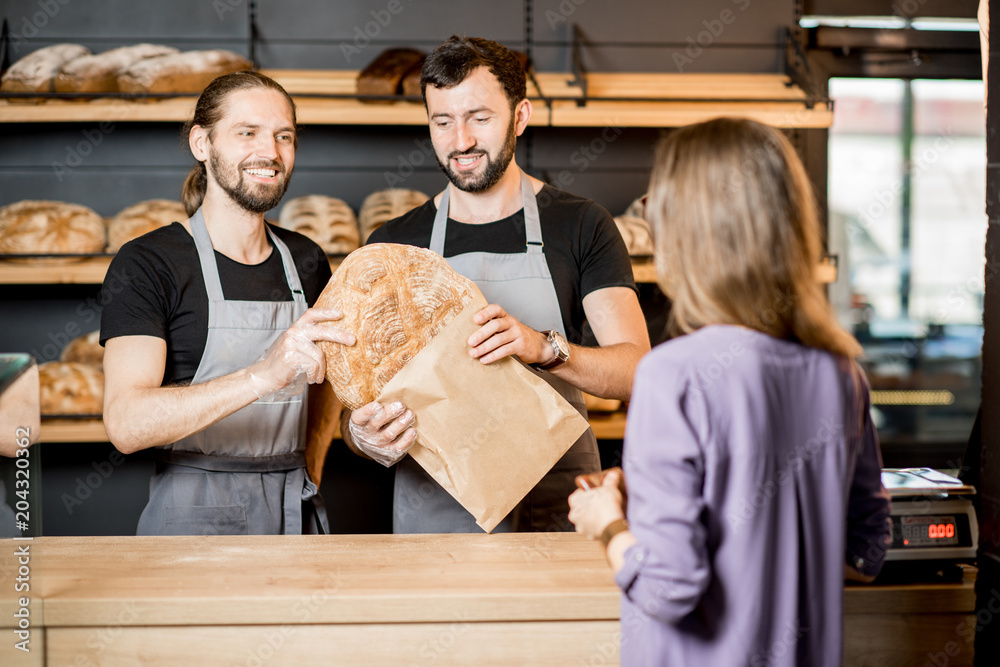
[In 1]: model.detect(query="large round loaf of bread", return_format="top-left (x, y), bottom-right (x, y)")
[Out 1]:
top-left (60, 331), bottom-right (104, 370)
top-left (278, 195), bottom-right (359, 254)
top-left (107, 199), bottom-right (186, 251)
top-left (358, 189), bottom-right (429, 243)
top-left (0, 201), bottom-right (106, 260)
top-left (315, 243), bottom-right (477, 409)
top-left (116, 50), bottom-right (252, 94)
top-left (0, 44), bottom-right (91, 94)
top-left (38, 361), bottom-right (104, 415)
top-left (54, 44), bottom-right (180, 93)
top-left (613, 215), bottom-right (654, 256)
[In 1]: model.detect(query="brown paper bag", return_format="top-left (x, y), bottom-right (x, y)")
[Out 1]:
top-left (376, 294), bottom-right (589, 532)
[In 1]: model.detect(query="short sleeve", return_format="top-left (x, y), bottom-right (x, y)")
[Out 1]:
top-left (578, 201), bottom-right (637, 298)
top-left (99, 241), bottom-right (174, 345)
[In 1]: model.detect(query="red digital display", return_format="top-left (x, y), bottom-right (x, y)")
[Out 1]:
top-left (900, 515), bottom-right (959, 547)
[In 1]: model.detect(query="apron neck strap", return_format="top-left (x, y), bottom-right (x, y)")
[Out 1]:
top-left (429, 169), bottom-right (544, 256)
top-left (190, 208), bottom-right (306, 303)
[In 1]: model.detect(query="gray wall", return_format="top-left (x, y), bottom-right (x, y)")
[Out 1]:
top-left (0, 0), bottom-right (795, 535)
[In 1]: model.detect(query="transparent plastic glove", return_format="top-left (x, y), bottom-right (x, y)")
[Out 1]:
top-left (247, 307), bottom-right (355, 401)
top-left (248, 333), bottom-right (316, 401)
top-left (348, 401), bottom-right (417, 467)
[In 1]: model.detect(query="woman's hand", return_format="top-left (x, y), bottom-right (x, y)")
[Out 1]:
top-left (568, 468), bottom-right (626, 539)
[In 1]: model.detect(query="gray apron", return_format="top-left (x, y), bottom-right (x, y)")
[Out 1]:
top-left (136, 208), bottom-right (328, 536)
top-left (393, 171), bottom-right (600, 533)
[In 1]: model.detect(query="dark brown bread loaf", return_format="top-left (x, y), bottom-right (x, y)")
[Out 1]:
top-left (357, 48), bottom-right (424, 102)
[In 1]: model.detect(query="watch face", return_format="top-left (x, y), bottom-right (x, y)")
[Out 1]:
top-left (550, 331), bottom-right (570, 358)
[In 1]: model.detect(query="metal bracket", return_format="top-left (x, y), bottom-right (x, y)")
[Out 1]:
top-left (0, 19), bottom-right (11, 78)
top-left (248, 0), bottom-right (259, 69)
top-left (784, 27), bottom-right (828, 111)
top-left (569, 23), bottom-right (588, 107)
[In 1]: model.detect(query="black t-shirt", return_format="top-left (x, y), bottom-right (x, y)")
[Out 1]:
top-left (367, 184), bottom-right (636, 343)
top-left (100, 222), bottom-right (332, 385)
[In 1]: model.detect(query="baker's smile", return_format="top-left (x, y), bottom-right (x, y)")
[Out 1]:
top-left (244, 167), bottom-right (278, 178)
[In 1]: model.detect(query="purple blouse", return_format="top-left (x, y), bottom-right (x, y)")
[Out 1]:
top-left (615, 325), bottom-right (891, 666)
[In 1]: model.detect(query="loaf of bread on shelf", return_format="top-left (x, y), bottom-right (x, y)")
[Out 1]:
top-left (358, 188), bottom-right (429, 243)
top-left (315, 243), bottom-right (477, 409)
top-left (54, 44), bottom-right (180, 93)
top-left (38, 361), bottom-right (104, 415)
top-left (613, 215), bottom-right (654, 257)
top-left (357, 48), bottom-right (425, 102)
top-left (106, 199), bottom-right (186, 252)
top-left (116, 49), bottom-right (252, 95)
top-left (0, 200), bottom-right (106, 261)
top-left (278, 195), bottom-right (359, 254)
top-left (0, 44), bottom-right (91, 98)
top-left (60, 331), bottom-right (104, 370)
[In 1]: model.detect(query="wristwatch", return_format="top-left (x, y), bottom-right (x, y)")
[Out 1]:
top-left (533, 330), bottom-right (570, 371)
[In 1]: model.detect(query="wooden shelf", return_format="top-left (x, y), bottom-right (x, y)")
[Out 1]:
top-left (40, 412), bottom-right (627, 444)
top-left (40, 418), bottom-right (108, 443)
top-left (0, 255), bottom-right (654, 285)
top-left (0, 71), bottom-right (830, 129)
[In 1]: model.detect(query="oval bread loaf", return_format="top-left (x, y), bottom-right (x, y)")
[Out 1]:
top-left (278, 195), bottom-right (359, 254)
top-left (0, 200), bottom-right (106, 260)
top-left (106, 199), bottom-right (186, 252)
top-left (54, 44), bottom-right (180, 93)
top-left (116, 49), bottom-right (252, 94)
top-left (38, 361), bottom-right (104, 415)
top-left (60, 330), bottom-right (104, 370)
top-left (315, 243), bottom-right (477, 409)
top-left (0, 44), bottom-right (91, 94)
top-left (613, 215), bottom-right (654, 256)
top-left (358, 189), bottom-right (429, 243)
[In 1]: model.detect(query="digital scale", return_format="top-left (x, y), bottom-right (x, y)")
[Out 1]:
top-left (881, 468), bottom-right (978, 567)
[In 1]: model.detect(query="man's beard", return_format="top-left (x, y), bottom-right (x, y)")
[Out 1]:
top-left (209, 148), bottom-right (292, 214)
top-left (436, 115), bottom-right (517, 193)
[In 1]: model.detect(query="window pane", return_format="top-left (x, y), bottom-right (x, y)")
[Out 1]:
top-left (827, 77), bottom-right (984, 468)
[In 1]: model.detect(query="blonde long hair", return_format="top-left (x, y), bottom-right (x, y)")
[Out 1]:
top-left (647, 117), bottom-right (862, 358)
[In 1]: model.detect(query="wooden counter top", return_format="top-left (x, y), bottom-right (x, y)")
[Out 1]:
top-left (0, 535), bottom-right (979, 666)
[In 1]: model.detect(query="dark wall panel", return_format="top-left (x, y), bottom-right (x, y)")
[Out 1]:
top-left (0, 0), bottom-right (799, 536)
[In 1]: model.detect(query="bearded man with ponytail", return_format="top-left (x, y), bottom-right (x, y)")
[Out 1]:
top-left (99, 71), bottom-right (355, 536)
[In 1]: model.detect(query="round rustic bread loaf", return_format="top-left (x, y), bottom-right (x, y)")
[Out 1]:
top-left (38, 361), bottom-right (104, 415)
top-left (358, 189), bottom-right (429, 243)
top-left (107, 199), bottom-right (186, 252)
top-left (614, 214), bottom-right (654, 257)
top-left (116, 49), bottom-right (252, 94)
top-left (316, 243), bottom-right (477, 409)
top-left (278, 195), bottom-right (359, 254)
top-left (60, 331), bottom-right (104, 370)
top-left (54, 44), bottom-right (180, 93)
top-left (0, 200), bottom-right (106, 260)
top-left (0, 44), bottom-right (91, 94)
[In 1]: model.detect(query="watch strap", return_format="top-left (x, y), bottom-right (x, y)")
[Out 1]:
top-left (600, 518), bottom-right (630, 548)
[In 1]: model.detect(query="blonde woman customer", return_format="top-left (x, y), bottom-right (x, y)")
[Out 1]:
top-left (568, 118), bottom-right (892, 667)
